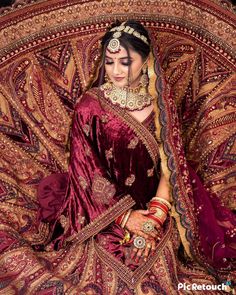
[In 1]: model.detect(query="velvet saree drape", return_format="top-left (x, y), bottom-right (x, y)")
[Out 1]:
top-left (36, 84), bottom-right (235, 294)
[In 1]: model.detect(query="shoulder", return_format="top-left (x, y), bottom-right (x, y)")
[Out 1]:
top-left (75, 87), bottom-right (102, 112)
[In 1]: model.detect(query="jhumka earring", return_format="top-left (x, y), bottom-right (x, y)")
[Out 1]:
top-left (139, 65), bottom-right (149, 94)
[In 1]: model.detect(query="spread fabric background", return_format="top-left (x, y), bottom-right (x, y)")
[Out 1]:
top-left (0, 0), bottom-right (235, 293)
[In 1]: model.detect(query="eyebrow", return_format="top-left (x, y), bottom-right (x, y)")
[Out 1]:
top-left (105, 55), bottom-right (131, 60)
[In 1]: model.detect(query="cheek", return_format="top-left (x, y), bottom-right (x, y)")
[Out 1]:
top-left (105, 66), bottom-right (112, 78)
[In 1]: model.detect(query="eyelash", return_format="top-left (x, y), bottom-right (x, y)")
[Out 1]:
top-left (105, 61), bottom-right (132, 66)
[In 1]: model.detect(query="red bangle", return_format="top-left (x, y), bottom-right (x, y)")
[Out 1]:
top-left (148, 214), bottom-right (163, 226)
top-left (149, 203), bottom-right (169, 214)
top-left (115, 212), bottom-right (125, 225)
top-left (149, 201), bottom-right (169, 213)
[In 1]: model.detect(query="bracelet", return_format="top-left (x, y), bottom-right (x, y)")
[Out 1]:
top-left (121, 209), bottom-right (132, 228)
top-left (151, 196), bottom-right (172, 210)
top-left (149, 201), bottom-right (169, 214)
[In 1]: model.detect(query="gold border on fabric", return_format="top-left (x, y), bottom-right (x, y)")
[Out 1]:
top-left (67, 195), bottom-right (135, 244)
top-left (94, 218), bottom-right (173, 288)
top-left (88, 88), bottom-right (160, 170)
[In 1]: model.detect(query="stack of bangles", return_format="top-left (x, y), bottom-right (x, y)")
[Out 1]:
top-left (147, 197), bottom-right (172, 226)
top-left (115, 209), bottom-right (133, 228)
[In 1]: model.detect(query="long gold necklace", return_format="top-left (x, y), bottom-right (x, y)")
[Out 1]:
top-left (100, 82), bottom-right (153, 111)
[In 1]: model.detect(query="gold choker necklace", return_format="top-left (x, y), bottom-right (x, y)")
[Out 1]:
top-left (101, 82), bottom-right (153, 111)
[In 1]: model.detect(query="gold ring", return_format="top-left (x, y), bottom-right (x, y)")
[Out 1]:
top-left (133, 236), bottom-right (146, 249)
top-left (142, 221), bottom-right (155, 233)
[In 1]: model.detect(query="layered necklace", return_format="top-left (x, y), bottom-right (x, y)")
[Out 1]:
top-left (101, 82), bottom-right (153, 111)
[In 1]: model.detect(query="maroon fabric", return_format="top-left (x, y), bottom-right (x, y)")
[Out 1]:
top-left (189, 164), bottom-right (236, 269)
top-left (38, 88), bottom-right (160, 249)
top-left (37, 86), bottom-right (235, 275)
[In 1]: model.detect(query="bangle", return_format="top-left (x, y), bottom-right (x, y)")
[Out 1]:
top-left (148, 214), bottom-right (163, 226)
top-left (149, 202), bottom-right (169, 214)
top-left (151, 197), bottom-right (172, 210)
top-left (115, 212), bottom-right (125, 226)
top-left (121, 209), bottom-right (132, 228)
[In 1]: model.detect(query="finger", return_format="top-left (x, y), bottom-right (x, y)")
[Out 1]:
top-left (143, 242), bottom-right (152, 260)
top-left (131, 246), bottom-right (138, 260)
top-left (136, 231), bottom-right (150, 240)
top-left (135, 248), bottom-right (144, 263)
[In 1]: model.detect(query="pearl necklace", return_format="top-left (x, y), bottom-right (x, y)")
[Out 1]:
top-left (100, 82), bottom-right (153, 111)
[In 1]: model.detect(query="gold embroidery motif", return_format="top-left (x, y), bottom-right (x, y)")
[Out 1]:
top-left (77, 213), bottom-right (86, 225)
top-left (83, 124), bottom-right (90, 136)
top-left (147, 167), bottom-right (154, 177)
top-left (128, 137), bottom-right (139, 149)
top-left (92, 174), bottom-right (116, 205)
top-left (84, 144), bottom-right (91, 156)
top-left (79, 175), bottom-right (88, 190)
top-left (101, 114), bottom-right (109, 123)
top-left (105, 147), bottom-right (113, 160)
top-left (60, 214), bottom-right (69, 232)
top-left (125, 174), bottom-right (135, 186)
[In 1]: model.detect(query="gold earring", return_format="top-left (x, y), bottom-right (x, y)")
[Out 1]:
top-left (140, 66), bottom-right (148, 94)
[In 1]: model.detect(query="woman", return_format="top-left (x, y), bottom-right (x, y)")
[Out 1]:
top-left (37, 20), bottom-right (235, 294)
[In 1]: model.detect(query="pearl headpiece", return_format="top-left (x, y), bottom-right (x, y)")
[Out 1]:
top-left (107, 22), bottom-right (149, 53)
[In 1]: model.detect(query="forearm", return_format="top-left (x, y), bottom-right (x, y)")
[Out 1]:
top-left (155, 173), bottom-right (171, 202)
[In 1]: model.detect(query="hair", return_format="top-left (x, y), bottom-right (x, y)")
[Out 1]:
top-left (90, 20), bottom-right (151, 88)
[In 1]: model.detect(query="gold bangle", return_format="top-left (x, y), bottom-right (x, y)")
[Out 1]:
top-left (121, 209), bottom-right (132, 228)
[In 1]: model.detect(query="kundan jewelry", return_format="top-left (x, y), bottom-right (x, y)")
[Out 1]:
top-left (142, 221), bottom-right (155, 233)
top-left (133, 236), bottom-right (146, 249)
top-left (101, 82), bottom-right (153, 111)
top-left (107, 23), bottom-right (149, 53)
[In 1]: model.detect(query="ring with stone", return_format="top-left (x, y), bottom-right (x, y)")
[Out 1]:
top-left (133, 236), bottom-right (146, 249)
top-left (142, 221), bottom-right (155, 233)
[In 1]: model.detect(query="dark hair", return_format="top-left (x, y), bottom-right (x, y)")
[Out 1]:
top-left (101, 20), bottom-right (151, 60)
top-left (94, 20), bottom-right (151, 87)
top-left (87, 20), bottom-right (151, 89)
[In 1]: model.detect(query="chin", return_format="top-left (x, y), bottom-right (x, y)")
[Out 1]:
top-left (112, 81), bottom-right (128, 88)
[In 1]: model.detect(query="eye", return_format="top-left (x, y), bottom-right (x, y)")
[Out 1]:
top-left (105, 60), bottom-right (113, 65)
top-left (121, 58), bottom-right (132, 66)
top-left (121, 61), bottom-right (132, 66)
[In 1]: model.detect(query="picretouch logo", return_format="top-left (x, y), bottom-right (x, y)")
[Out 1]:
top-left (177, 281), bottom-right (232, 292)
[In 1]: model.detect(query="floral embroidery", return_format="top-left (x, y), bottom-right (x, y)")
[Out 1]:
top-left (78, 213), bottom-right (86, 225)
top-left (92, 174), bottom-right (116, 205)
top-left (60, 214), bottom-right (69, 231)
top-left (83, 124), bottom-right (90, 136)
top-left (84, 144), bottom-right (91, 156)
top-left (79, 176), bottom-right (88, 190)
top-left (128, 137), bottom-right (139, 149)
top-left (147, 167), bottom-right (154, 177)
top-left (105, 148), bottom-right (113, 160)
top-left (125, 174), bottom-right (135, 186)
top-left (101, 114), bottom-right (109, 123)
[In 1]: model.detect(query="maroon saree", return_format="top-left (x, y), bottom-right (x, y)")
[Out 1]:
top-left (36, 85), bottom-right (234, 294)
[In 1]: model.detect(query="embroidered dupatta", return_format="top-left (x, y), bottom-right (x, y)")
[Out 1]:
top-left (153, 55), bottom-right (236, 277)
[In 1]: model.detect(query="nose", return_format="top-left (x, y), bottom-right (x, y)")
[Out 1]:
top-left (113, 61), bottom-right (121, 75)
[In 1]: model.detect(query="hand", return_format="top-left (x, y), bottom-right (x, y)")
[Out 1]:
top-left (125, 209), bottom-right (160, 240)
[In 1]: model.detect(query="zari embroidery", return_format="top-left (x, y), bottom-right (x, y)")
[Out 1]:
top-left (128, 137), bottom-right (139, 149)
top-left (83, 124), bottom-right (90, 136)
top-left (125, 174), bottom-right (135, 186)
top-left (79, 176), bottom-right (88, 190)
top-left (105, 147), bottom-right (113, 160)
top-left (92, 174), bottom-right (116, 205)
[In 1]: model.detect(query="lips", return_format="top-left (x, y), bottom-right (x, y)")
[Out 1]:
top-left (113, 77), bottom-right (124, 81)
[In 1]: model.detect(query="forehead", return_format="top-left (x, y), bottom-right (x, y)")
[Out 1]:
top-left (105, 45), bottom-right (141, 59)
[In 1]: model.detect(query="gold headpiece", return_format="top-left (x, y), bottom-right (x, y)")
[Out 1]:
top-left (107, 22), bottom-right (149, 53)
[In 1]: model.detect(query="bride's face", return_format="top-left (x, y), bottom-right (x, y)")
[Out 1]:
top-left (105, 45), bottom-right (144, 88)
